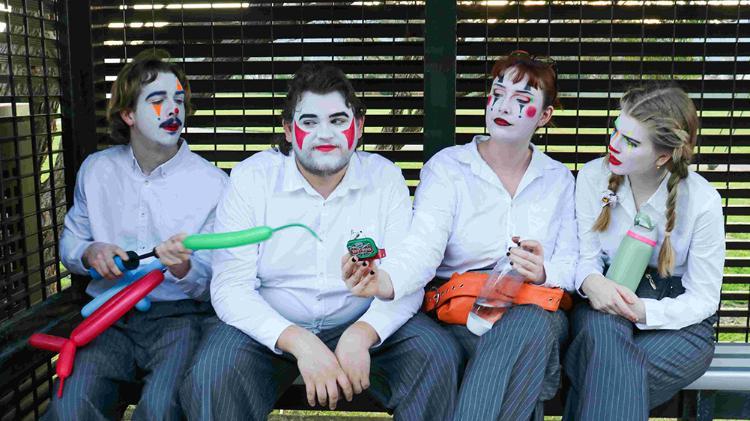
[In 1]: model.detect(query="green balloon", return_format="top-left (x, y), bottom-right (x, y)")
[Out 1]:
top-left (183, 226), bottom-right (273, 250)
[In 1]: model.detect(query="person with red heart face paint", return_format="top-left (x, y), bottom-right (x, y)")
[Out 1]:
top-left (564, 82), bottom-right (724, 420)
top-left (339, 51), bottom-right (577, 420)
top-left (49, 50), bottom-right (228, 420)
top-left (180, 63), bottom-right (461, 421)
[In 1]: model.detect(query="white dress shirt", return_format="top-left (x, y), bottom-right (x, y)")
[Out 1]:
top-left (60, 140), bottom-right (228, 301)
top-left (210, 148), bottom-right (424, 354)
top-left (575, 157), bottom-right (725, 330)
top-left (380, 135), bottom-right (579, 301)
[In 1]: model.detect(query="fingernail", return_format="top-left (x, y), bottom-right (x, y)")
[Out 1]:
top-left (369, 270), bottom-right (374, 275)
top-left (362, 262), bottom-right (367, 267)
top-left (510, 262), bottom-right (514, 266)
top-left (351, 257), bottom-right (356, 262)
top-left (506, 252), bottom-right (510, 256)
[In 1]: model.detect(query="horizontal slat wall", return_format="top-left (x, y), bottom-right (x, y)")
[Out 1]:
top-left (456, 1), bottom-right (749, 341)
top-left (90, 0), bottom-right (427, 193)
top-left (89, 1), bottom-right (750, 338)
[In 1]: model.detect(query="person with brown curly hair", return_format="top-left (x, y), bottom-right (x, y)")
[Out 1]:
top-left (51, 49), bottom-right (227, 420)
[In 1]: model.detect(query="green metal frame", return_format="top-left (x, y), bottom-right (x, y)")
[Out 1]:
top-left (423, 1), bottom-right (457, 161)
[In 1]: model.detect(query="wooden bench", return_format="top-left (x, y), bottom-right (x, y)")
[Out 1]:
top-left (3, 286), bottom-right (750, 419)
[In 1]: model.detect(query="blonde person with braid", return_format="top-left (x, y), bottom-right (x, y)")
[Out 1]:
top-left (564, 82), bottom-right (725, 420)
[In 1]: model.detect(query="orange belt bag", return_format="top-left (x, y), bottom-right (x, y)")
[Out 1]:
top-left (421, 272), bottom-right (573, 325)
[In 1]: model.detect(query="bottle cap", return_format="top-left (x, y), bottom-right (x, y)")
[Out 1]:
top-left (634, 211), bottom-right (655, 230)
top-left (466, 313), bottom-right (494, 336)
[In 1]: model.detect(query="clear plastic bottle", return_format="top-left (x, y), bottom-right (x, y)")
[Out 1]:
top-left (466, 255), bottom-right (525, 336)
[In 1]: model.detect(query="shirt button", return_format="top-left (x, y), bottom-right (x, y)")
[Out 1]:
top-left (145, 180), bottom-right (150, 186)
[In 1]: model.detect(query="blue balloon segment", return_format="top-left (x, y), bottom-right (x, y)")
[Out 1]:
top-left (81, 259), bottom-right (165, 317)
top-left (88, 256), bottom-right (129, 281)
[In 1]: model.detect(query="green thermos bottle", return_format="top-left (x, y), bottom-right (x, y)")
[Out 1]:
top-left (605, 211), bottom-right (658, 291)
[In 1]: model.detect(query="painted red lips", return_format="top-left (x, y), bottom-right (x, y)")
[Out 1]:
top-left (162, 123), bottom-right (180, 132)
top-left (608, 145), bottom-right (622, 166)
top-left (314, 144), bottom-right (337, 152)
top-left (494, 118), bottom-right (511, 126)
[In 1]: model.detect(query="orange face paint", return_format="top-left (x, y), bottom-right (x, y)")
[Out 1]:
top-left (152, 103), bottom-right (162, 118)
top-left (176, 80), bottom-right (183, 92)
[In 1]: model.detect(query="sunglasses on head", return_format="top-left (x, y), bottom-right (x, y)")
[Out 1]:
top-left (508, 50), bottom-right (557, 68)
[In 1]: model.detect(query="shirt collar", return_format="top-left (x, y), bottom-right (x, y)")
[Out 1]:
top-left (459, 135), bottom-right (553, 193)
top-left (280, 150), bottom-right (369, 197)
top-left (127, 138), bottom-right (189, 178)
top-left (621, 172), bottom-right (669, 215)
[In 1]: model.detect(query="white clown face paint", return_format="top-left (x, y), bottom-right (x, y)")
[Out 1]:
top-left (607, 113), bottom-right (661, 176)
top-left (485, 67), bottom-right (547, 144)
top-left (287, 91), bottom-right (360, 177)
top-left (132, 72), bottom-right (186, 146)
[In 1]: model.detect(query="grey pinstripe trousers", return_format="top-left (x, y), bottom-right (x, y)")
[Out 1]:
top-left (42, 299), bottom-right (213, 421)
top-left (563, 302), bottom-right (716, 421)
top-left (178, 312), bottom-right (463, 421)
top-left (445, 305), bottom-right (568, 421)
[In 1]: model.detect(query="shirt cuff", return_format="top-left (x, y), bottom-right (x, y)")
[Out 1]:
top-left (166, 259), bottom-right (196, 282)
top-left (541, 261), bottom-right (560, 289)
top-left (258, 318), bottom-right (296, 355)
top-left (635, 298), bottom-right (664, 330)
top-left (68, 240), bottom-right (96, 275)
top-left (357, 308), bottom-right (401, 348)
top-left (575, 271), bottom-right (603, 299)
top-left (163, 259), bottom-right (208, 300)
top-left (379, 260), bottom-right (409, 302)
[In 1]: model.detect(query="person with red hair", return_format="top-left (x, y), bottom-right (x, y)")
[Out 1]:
top-left (341, 51), bottom-right (578, 420)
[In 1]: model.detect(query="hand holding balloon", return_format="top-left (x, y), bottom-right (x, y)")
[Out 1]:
top-left (84, 243), bottom-right (134, 280)
top-left (156, 232), bottom-right (192, 278)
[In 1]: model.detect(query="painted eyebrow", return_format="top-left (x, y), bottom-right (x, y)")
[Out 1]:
top-left (298, 113), bottom-right (319, 119)
top-left (622, 134), bottom-right (641, 145)
top-left (614, 125), bottom-right (641, 144)
top-left (175, 90), bottom-right (185, 96)
top-left (145, 91), bottom-right (167, 100)
top-left (492, 84), bottom-right (531, 95)
top-left (328, 112), bottom-right (349, 119)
